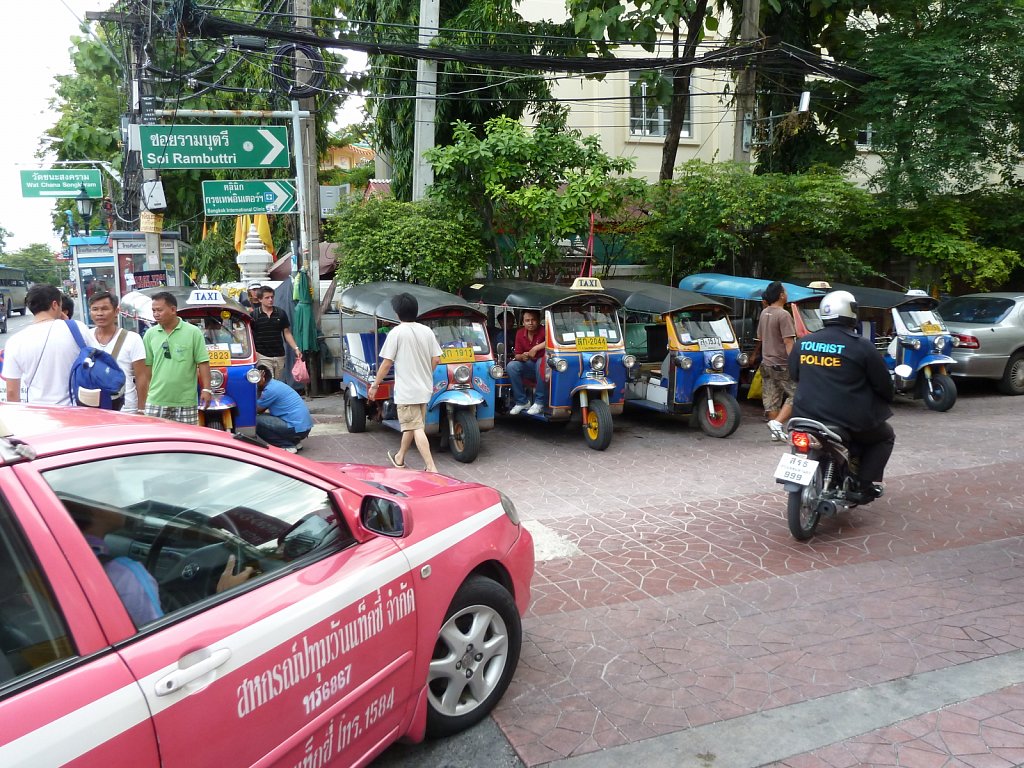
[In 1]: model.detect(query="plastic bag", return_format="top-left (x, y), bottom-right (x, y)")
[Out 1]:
top-left (747, 368), bottom-right (763, 400)
top-left (292, 357), bottom-right (310, 384)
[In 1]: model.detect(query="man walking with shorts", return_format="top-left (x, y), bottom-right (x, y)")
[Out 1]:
top-left (756, 281), bottom-right (796, 441)
top-left (143, 291), bottom-right (212, 424)
top-left (368, 292), bottom-right (441, 472)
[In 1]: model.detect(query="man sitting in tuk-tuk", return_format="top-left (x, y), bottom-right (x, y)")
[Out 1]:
top-left (507, 310), bottom-right (547, 415)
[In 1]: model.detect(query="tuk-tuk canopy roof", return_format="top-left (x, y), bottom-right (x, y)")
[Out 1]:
top-left (120, 287), bottom-right (249, 319)
top-left (831, 283), bottom-right (939, 311)
top-left (601, 279), bottom-right (728, 315)
top-left (338, 282), bottom-right (484, 322)
top-left (461, 279), bottom-right (621, 311)
top-left (678, 273), bottom-right (824, 304)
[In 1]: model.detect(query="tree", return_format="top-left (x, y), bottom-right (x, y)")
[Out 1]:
top-left (5, 244), bottom-right (69, 286)
top-left (427, 113), bottom-right (646, 276)
top-left (324, 198), bottom-right (488, 292)
top-left (0, 226), bottom-right (11, 254)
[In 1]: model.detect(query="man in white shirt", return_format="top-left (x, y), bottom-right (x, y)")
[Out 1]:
top-left (368, 292), bottom-right (441, 472)
top-left (4, 284), bottom-right (90, 405)
top-left (87, 291), bottom-right (149, 413)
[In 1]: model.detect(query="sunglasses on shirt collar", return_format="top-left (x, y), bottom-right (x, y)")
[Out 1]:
top-left (161, 341), bottom-right (171, 359)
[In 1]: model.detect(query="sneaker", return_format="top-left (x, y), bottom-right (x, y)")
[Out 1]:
top-left (283, 446), bottom-right (298, 454)
top-left (527, 402), bottom-right (544, 416)
top-left (767, 420), bottom-right (786, 442)
top-left (510, 403), bottom-right (529, 415)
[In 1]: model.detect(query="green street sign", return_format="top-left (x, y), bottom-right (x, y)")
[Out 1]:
top-left (202, 180), bottom-right (297, 216)
top-left (140, 125), bottom-right (289, 169)
top-left (21, 169), bottom-right (103, 198)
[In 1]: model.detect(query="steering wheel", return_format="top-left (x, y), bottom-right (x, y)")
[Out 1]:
top-left (146, 508), bottom-right (247, 608)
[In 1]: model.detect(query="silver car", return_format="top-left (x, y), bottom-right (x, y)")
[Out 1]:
top-left (936, 293), bottom-right (1024, 395)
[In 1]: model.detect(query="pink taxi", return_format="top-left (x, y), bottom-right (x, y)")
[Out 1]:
top-left (0, 404), bottom-right (533, 767)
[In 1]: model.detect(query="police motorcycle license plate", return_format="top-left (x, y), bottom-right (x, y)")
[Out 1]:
top-left (774, 453), bottom-right (819, 485)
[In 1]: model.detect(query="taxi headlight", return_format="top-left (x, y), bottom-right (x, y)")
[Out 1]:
top-left (623, 354), bottom-right (638, 369)
top-left (454, 365), bottom-right (472, 384)
top-left (710, 353), bottom-right (725, 371)
top-left (489, 364), bottom-right (504, 379)
top-left (590, 353), bottom-right (606, 372)
top-left (498, 491), bottom-right (520, 525)
top-left (209, 369), bottom-right (225, 389)
top-left (548, 357), bottom-right (569, 373)
top-left (933, 336), bottom-right (946, 352)
top-left (904, 337), bottom-right (922, 350)
top-left (737, 352), bottom-right (750, 367)
top-left (675, 353), bottom-right (693, 370)
top-left (246, 368), bottom-right (262, 384)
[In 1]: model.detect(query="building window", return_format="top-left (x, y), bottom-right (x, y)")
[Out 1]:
top-left (856, 124), bottom-right (873, 150)
top-left (629, 72), bottom-right (692, 138)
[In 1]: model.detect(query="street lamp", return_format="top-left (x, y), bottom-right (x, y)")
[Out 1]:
top-left (75, 185), bottom-right (95, 236)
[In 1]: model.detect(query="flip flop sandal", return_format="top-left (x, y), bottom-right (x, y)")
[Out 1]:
top-left (387, 451), bottom-right (406, 469)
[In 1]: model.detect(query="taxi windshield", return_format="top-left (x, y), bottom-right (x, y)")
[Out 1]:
top-left (550, 304), bottom-right (622, 346)
top-left (185, 314), bottom-right (252, 359)
top-left (422, 317), bottom-right (491, 355)
top-left (672, 309), bottom-right (735, 344)
top-left (898, 308), bottom-right (947, 334)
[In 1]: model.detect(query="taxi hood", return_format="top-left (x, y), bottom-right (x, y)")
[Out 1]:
top-left (321, 462), bottom-right (481, 498)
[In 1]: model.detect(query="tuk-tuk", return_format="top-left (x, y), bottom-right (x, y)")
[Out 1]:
top-left (831, 284), bottom-right (958, 411)
top-left (337, 282), bottom-right (499, 463)
top-left (462, 278), bottom-right (632, 451)
top-left (602, 280), bottom-right (745, 437)
top-left (119, 287), bottom-right (259, 433)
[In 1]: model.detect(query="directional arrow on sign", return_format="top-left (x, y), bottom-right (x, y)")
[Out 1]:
top-left (263, 181), bottom-right (295, 213)
top-left (258, 129), bottom-right (286, 167)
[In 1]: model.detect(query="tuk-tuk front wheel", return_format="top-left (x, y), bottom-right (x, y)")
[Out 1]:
top-left (346, 393), bottom-right (367, 433)
top-left (698, 390), bottom-right (741, 438)
top-left (920, 373), bottom-right (956, 412)
top-left (203, 411), bottom-right (228, 431)
top-left (449, 410), bottom-right (481, 463)
top-left (582, 398), bottom-right (613, 451)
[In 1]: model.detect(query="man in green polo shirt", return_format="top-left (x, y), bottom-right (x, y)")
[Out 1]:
top-left (143, 291), bottom-right (212, 425)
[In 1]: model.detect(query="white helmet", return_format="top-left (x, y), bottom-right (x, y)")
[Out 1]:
top-left (819, 290), bottom-right (858, 327)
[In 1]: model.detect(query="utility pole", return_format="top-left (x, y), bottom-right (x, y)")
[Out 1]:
top-left (295, 0), bottom-right (321, 299)
top-left (411, 0), bottom-right (439, 200)
top-left (731, 0), bottom-right (760, 166)
top-left (128, 21), bottom-right (163, 267)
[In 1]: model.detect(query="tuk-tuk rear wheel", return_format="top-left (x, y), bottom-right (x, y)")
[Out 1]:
top-left (346, 393), bottom-right (367, 433)
top-left (449, 410), bottom-right (481, 463)
top-left (582, 398), bottom-right (613, 451)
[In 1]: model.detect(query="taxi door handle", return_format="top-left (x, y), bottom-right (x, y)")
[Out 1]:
top-left (155, 648), bottom-right (232, 697)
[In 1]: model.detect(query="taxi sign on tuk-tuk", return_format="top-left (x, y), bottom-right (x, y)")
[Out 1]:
top-left (187, 289), bottom-right (226, 305)
top-left (571, 277), bottom-right (604, 291)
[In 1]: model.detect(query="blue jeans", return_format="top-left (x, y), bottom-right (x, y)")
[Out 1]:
top-left (256, 414), bottom-right (310, 448)
top-left (507, 358), bottom-right (546, 406)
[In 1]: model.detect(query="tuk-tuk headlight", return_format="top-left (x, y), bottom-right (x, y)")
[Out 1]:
top-left (590, 353), bottom-right (606, 372)
top-left (623, 354), bottom-right (638, 369)
top-left (209, 369), bottom-right (225, 389)
top-left (933, 336), bottom-right (947, 352)
top-left (737, 352), bottom-right (750, 367)
top-left (904, 338), bottom-right (922, 350)
top-left (548, 357), bottom-right (569, 373)
top-left (453, 365), bottom-right (472, 384)
top-left (489, 364), bottom-right (504, 379)
top-left (710, 353), bottom-right (725, 371)
top-left (675, 353), bottom-right (693, 370)
top-left (246, 368), bottom-right (262, 384)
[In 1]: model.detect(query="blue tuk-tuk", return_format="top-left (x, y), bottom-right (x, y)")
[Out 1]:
top-left (462, 278), bottom-right (633, 451)
top-left (337, 282), bottom-right (500, 463)
top-left (119, 287), bottom-right (259, 434)
top-left (602, 280), bottom-right (745, 437)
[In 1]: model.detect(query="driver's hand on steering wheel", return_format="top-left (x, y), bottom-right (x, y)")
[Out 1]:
top-left (216, 555), bottom-right (255, 593)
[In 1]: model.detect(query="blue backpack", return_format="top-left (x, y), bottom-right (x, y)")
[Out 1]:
top-left (66, 320), bottom-right (127, 409)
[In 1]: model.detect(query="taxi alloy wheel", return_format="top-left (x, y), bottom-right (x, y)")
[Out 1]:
top-left (582, 398), bottom-right (613, 451)
top-left (426, 576), bottom-right (522, 738)
top-left (998, 352), bottom-right (1024, 396)
top-left (449, 410), bottom-right (481, 463)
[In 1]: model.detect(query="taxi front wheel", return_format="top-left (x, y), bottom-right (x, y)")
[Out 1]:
top-left (582, 398), bottom-right (613, 451)
top-left (426, 576), bottom-right (522, 738)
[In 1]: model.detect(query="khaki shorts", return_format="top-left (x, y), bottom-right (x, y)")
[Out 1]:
top-left (761, 365), bottom-right (796, 412)
top-left (397, 403), bottom-right (427, 431)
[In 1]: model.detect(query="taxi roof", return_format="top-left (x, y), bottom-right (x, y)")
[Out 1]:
top-left (600, 279), bottom-right (727, 315)
top-left (120, 287), bottom-right (249, 319)
top-left (461, 279), bottom-right (621, 311)
top-left (338, 282), bottom-right (484, 321)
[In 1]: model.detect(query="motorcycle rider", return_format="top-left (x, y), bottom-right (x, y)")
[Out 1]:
top-left (788, 290), bottom-right (895, 504)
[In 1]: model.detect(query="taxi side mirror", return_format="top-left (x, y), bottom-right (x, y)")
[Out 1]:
top-left (361, 496), bottom-right (406, 537)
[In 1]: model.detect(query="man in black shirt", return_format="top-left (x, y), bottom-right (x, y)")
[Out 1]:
top-left (253, 286), bottom-right (301, 380)
top-left (788, 290), bottom-right (895, 502)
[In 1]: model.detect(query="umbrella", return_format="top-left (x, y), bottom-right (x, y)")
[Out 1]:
top-left (292, 267), bottom-right (318, 354)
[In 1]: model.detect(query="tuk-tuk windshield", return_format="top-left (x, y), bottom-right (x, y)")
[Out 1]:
top-left (550, 304), bottom-right (622, 345)
top-left (799, 306), bottom-right (824, 333)
top-left (185, 315), bottom-right (252, 359)
top-left (422, 317), bottom-right (491, 355)
top-left (898, 308), bottom-right (947, 334)
top-left (672, 309), bottom-right (735, 344)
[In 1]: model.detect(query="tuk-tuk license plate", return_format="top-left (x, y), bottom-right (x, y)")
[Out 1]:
top-left (697, 337), bottom-right (723, 351)
top-left (920, 321), bottom-right (942, 334)
top-left (440, 347), bottom-right (475, 364)
top-left (208, 348), bottom-right (231, 367)
top-left (774, 454), bottom-right (819, 485)
top-left (576, 336), bottom-right (608, 352)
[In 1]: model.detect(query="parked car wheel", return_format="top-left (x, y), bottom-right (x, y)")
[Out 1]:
top-left (998, 352), bottom-right (1024, 395)
top-left (426, 575), bottom-right (522, 738)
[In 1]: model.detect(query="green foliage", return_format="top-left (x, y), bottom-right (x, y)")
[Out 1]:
top-left (0, 226), bottom-right (11, 254)
top-left (427, 115), bottom-right (646, 276)
top-left (324, 198), bottom-right (488, 292)
top-left (5, 244), bottom-right (69, 285)
top-left (319, 164), bottom-right (375, 192)
top-left (188, 225), bottom-right (240, 285)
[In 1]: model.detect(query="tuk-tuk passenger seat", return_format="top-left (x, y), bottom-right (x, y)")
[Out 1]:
top-left (645, 324), bottom-right (668, 363)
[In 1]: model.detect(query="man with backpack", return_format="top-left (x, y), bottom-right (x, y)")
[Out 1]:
top-left (3, 284), bottom-right (90, 405)
top-left (87, 291), bottom-right (149, 413)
